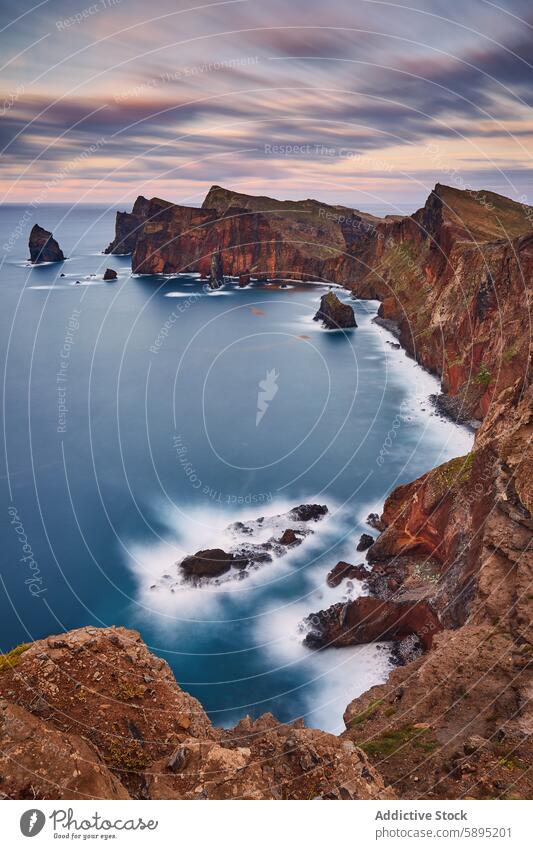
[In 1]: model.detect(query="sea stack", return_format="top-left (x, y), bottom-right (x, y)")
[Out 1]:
top-left (103, 268), bottom-right (117, 280)
top-left (28, 224), bottom-right (65, 264)
top-left (209, 249), bottom-right (224, 289)
top-left (313, 291), bottom-right (356, 329)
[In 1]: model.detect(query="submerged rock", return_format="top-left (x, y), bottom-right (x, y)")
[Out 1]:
top-left (28, 224), bottom-right (65, 263)
top-left (313, 292), bottom-right (356, 329)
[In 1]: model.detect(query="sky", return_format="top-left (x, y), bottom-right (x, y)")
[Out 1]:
top-left (1, 0), bottom-right (533, 212)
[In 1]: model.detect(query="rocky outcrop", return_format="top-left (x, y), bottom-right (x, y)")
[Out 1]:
top-left (103, 267), bottom-right (117, 280)
top-left (0, 627), bottom-right (392, 801)
top-left (104, 185), bottom-right (381, 278)
top-left (313, 291), bottom-right (357, 329)
top-left (146, 713), bottom-right (394, 800)
top-left (28, 224), bottom-right (64, 263)
top-left (175, 504), bottom-right (328, 586)
top-left (304, 595), bottom-right (441, 651)
top-left (209, 249), bottom-right (224, 288)
top-left (326, 560), bottom-right (368, 587)
top-left (180, 548), bottom-right (248, 579)
top-left (0, 626), bottom-right (212, 796)
top-left (357, 533), bottom-right (374, 551)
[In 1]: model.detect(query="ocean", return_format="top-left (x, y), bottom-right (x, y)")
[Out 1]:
top-left (0, 203), bottom-right (473, 732)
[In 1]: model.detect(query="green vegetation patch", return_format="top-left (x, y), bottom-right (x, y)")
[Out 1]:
top-left (360, 725), bottom-right (438, 758)
top-left (474, 363), bottom-right (492, 386)
top-left (0, 643), bottom-right (29, 673)
top-left (350, 699), bottom-right (384, 726)
top-left (434, 452), bottom-right (475, 491)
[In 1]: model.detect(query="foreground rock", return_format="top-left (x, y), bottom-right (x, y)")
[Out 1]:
top-left (28, 224), bottom-right (65, 263)
top-left (147, 713), bottom-right (394, 800)
top-left (0, 626), bottom-right (212, 796)
top-left (103, 267), bottom-right (117, 280)
top-left (313, 291), bottom-right (356, 329)
top-left (0, 627), bottom-right (392, 800)
top-left (0, 699), bottom-right (130, 800)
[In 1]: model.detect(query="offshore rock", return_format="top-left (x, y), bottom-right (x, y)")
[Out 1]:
top-left (313, 291), bottom-right (356, 329)
top-left (28, 224), bottom-right (65, 263)
top-left (209, 249), bottom-right (224, 288)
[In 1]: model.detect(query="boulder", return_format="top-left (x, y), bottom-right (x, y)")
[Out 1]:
top-left (103, 268), bottom-right (117, 280)
top-left (278, 528), bottom-right (301, 546)
top-left (28, 224), bottom-right (65, 263)
top-left (357, 533), bottom-right (374, 551)
top-left (326, 561), bottom-right (368, 588)
top-left (289, 503), bottom-right (328, 522)
top-left (180, 548), bottom-right (248, 579)
top-left (366, 512), bottom-right (385, 531)
top-left (145, 716), bottom-right (394, 800)
top-left (313, 291), bottom-right (356, 329)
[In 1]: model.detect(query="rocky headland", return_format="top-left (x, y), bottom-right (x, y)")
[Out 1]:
top-left (3, 182), bottom-right (530, 799)
top-left (100, 182), bottom-right (533, 797)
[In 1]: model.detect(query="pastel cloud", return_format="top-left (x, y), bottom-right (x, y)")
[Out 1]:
top-left (1, 0), bottom-right (532, 208)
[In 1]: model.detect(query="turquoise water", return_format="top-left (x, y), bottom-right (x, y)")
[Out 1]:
top-left (0, 204), bottom-right (473, 732)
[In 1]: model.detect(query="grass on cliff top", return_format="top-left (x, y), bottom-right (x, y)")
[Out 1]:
top-left (0, 643), bottom-right (29, 673)
top-left (360, 725), bottom-right (439, 758)
top-left (433, 452), bottom-right (475, 492)
top-left (349, 699), bottom-right (384, 726)
top-left (437, 184), bottom-right (533, 242)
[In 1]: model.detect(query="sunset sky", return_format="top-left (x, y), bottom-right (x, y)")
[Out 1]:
top-left (2, 0), bottom-right (532, 212)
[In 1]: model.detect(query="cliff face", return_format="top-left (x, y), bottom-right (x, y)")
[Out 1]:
top-left (106, 183), bottom-right (531, 422)
top-left (0, 626), bottom-right (391, 800)
top-left (106, 186), bottom-right (382, 279)
top-left (78, 183), bottom-right (532, 799)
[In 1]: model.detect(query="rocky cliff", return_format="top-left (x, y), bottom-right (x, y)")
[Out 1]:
top-left (0, 627), bottom-right (391, 800)
top-left (14, 182), bottom-right (526, 800)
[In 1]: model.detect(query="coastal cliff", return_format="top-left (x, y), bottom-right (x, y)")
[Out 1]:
top-left (5, 182), bottom-right (528, 799)
top-left (0, 627), bottom-right (391, 800)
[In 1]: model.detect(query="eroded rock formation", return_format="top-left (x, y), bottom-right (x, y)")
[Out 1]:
top-left (313, 291), bottom-right (357, 329)
top-left (29, 224), bottom-right (65, 263)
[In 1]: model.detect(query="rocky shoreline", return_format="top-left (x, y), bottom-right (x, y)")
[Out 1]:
top-left (4, 181), bottom-right (530, 799)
